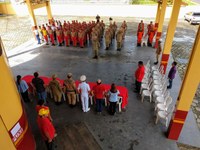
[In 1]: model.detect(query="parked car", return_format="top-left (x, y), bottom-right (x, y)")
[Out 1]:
top-left (184, 12), bottom-right (200, 24)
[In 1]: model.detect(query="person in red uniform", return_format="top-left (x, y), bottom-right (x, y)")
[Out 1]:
top-left (137, 20), bottom-right (144, 46)
top-left (56, 27), bottom-right (62, 46)
top-left (47, 26), bottom-right (55, 46)
top-left (134, 61), bottom-right (145, 93)
top-left (36, 99), bottom-right (53, 122)
top-left (92, 79), bottom-right (106, 114)
top-left (147, 21), bottom-right (155, 47)
top-left (71, 28), bottom-right (78, 47)
top-left (37, 108), bottom-right (56, 150)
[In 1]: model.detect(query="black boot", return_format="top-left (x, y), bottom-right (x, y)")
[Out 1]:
top-left (154, 61), bottom-right (158, 65)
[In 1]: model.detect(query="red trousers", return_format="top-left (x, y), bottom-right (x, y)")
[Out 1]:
top-left (44, 35), bottom-right (48, 43)
top-left (50, 34), bottom-right (54, 45)
top-left (72, 37), bottom-right (77, 47)
top-left (148, 32), bottom-right (155, 44)
top-left (79, 38), bottom-right (84, 47)
top-left (137, 32), bottom-right (143, 44)
top-left (57, 35), bottom-right (62, 44)
top-left (64, 36), bottom-right (70, 46)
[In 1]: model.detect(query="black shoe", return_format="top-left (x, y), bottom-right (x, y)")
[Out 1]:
top-left (93, 56), bottom-right (98, 59)
top-left (52, 44), bottom-right (55, 46)
top-left (134, 90), bottom-right (139, 93)
top-left (154, 62), bottom-right (158, 65)
top-left (105, 47), bottom-right (109, 50)
top-left (167, 86), bottom-right (171, 89)
top-left (117, 48), bottom-right (121, 51)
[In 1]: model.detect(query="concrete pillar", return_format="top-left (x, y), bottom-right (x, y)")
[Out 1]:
top-left (167, 25), bottom-right (200, 140)
top-left (26, 0), bottom-right (37, 27)
top-left (155, 2), bottom-right (161, 30)
top-left (154, 0), bottom-right (167, 48)
top-left (46, 1), bottom-right (53, 20)
top-left (160, 0), bottom-right (182, 73)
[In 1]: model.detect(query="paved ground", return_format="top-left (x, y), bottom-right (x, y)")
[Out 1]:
top-left (1, 15), bottom-right (200, 150)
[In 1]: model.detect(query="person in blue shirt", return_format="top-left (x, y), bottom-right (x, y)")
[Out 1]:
top-left (107, 83), bottom-right (120, 115)
top-left (16, 75), bottom-right (30, 102)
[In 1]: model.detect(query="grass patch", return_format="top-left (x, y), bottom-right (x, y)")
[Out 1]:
top-left (131, 0), bottom-right (197, 5)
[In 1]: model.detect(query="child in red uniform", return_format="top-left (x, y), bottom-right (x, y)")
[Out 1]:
top-left (37, 108), bottom-right (56, 150)
top-left (36, 99), bottom-right (53, 122)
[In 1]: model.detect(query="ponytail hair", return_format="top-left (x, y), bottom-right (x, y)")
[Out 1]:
top-left (17, 75), bottom-right (21, 85)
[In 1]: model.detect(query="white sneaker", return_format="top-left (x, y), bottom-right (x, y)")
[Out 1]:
top-left (86, 108), bottom-right (90, 112)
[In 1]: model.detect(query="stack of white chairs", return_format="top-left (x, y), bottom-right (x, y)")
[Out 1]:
top-left (153, 84), bottom-right (168, 102)
top-left (155, 104), bottom-right (174, 127)
top-left (155, 96), bottom-right (173, 112)
top-left (141, 82), bottom-right (154, 103)
top-left (151, 65), bottom-right (164, 75)
top-left (140, 78), bottom-right (153, 94)
top-left (142, 60), bottom-right (151, 84)
top-left (155, 90), bottom-right (170, 105)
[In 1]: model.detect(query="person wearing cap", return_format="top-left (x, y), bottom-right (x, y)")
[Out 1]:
top-left (154, 39), bottom-right (162, 65)
top-left (32, 72), bottom-right (47, 103)
top-left (16, 75), bottom-right (30, 102)
top-left (47, 26), bottom-right (55, 46)
top-left (36, 99), bottom-right (53, 122)
top-left (63, 73), bottom-right (77, 108)
top-left (48, 74), bottom-right (62, 105)
top-left (37, 108), bottom-right (56, 150)
top-left (78, 75), bottom-right (91, 112)
top-left (147, 21), bottom-right (155, 47)
top-left (92, 79), bottom-right (106, 114)
top-left (116, 29), bottom-right (123, 51)
top-left (91, 29), bottom-right (100, 59)
top-left (137, 20), bottom-right (144, 47)
top-left (96, 14), bottom-right (100, 23)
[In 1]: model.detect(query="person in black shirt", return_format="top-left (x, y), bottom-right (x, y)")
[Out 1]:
top-left (32, 72), bottom-right (47, 103)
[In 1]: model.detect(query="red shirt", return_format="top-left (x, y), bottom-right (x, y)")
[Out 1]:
top-left (92, 84), bottom-right (106, 99)
top-left (135, 65), bottom-right (145, 82)
top-left (37, 116), bottom-right (55, 141)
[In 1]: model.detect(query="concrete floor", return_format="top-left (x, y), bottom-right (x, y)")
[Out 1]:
top-left (7, 32), bottom-right (197, 150)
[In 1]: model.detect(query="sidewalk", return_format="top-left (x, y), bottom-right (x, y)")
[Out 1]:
top-left (10, 4), bottom-right (200, 18)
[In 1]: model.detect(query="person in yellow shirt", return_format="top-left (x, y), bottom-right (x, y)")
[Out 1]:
top-left (42, 27), bottom-right (49, 45)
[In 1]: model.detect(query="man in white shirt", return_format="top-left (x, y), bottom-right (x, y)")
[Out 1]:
top-left (78, 75), bottom-right (91, 112)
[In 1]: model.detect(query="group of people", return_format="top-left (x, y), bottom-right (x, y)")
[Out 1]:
top-left (33, 17), bottom-right (128, 59)
top-left (16, 72), bottom-right (121, 115)
top-left (33, 19), bottom-right (98, 47)
top-left (16, 72), bottom-right (121, 150)
top-left (133, 60), bottom-right (177, 94)
top-left (137, 20), bottom-right (156, 47)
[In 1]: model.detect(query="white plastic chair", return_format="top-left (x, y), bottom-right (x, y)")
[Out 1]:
top-left (153, 75), bottom-right (166, 85)
top-left (153, 83), bottom-right (167, 99)
top-left (141, 83), bottom-right (154, 103)
top-left (155, 105), bottom-right (175, 127)
top-left (155, 91), bottom-right (170, 105)
top-left (152, 65), bottom-right (164, 74)
top-left (155, 96), bottom-right (173, 112)
top-left (142, 72), bottom-right (151, 84)
top-left (140, 78), bottom-right (153, 94)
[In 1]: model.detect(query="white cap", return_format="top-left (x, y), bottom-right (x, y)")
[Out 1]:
top-left (159, 39), bottom-right (162, 42)
top-left (80, 75), bottom-right (86, 82)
